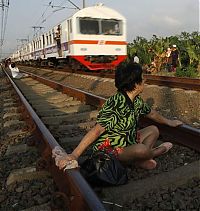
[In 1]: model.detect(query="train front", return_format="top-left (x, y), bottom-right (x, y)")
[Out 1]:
top-left (70, 4), bottom-right (127, 71)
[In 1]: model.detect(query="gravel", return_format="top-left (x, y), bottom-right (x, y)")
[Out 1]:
top-left (123, 178), bottom-right (200, 211)
top-left (5, 67), bottom-right (200, 210)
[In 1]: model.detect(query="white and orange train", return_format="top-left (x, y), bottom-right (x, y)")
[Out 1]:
top-left (10, 4), bottom-right (127, 71)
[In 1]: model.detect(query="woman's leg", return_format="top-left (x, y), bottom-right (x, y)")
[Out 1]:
top-left (118, 125), bottom-right (172, 169)
top-left (118, 143), bottom-right (168, 163)
top-left (138, 125), bottom-right (159, 148)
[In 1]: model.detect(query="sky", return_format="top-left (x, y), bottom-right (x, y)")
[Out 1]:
top-left (1, 0), bottom-right (199, 58)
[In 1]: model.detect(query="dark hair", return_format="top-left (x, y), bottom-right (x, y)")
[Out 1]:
top-left (115, 62), bottom-right (143, 92)
top-left (11, 63), bottom-right (16, 68)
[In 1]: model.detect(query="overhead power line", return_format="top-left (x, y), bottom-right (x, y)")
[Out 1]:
top-left (67, 0), bottom-right (80, 10)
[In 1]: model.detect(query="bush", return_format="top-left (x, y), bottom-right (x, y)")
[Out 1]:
top-left (175, 66), bottom-right (198, 78)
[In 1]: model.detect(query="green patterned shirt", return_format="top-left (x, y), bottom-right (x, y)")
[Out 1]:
top-left (93, 91), bottom-right (151, 151)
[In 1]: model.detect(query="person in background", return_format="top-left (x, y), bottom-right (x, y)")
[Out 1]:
top-left (171, 45), bottom-right (179, 72)
top-left (53, 63), bottom-right (183, 170)
top-left (133, 53), bottom-right (140, 64)
top-left (9, 63), bottom-right (28, 79)
top-left (165, 47), bottom-right (172, 72)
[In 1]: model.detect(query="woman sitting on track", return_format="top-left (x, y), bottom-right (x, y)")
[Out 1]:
top-left (53, 62), bottom-right (183, 170)
top-left (9, 63), bottom-right (28, 79)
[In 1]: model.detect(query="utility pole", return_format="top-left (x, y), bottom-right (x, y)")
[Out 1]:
top-left (83, 0), bottom-right (85, 8)
top-left (16, 39), bottom-right (29, 52)
top-left (17, 39), bottom-right (28, 44)
top-left (0, 0), bottom-right (9, 7)
top-left (17, 38), bottom-right (28, 47)
top-left (0, 0), bottom-right (10, 59)
top-left (32, 26), bottom-right (44, 38)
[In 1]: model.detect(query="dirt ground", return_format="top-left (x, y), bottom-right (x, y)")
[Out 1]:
top-left (58, 74), bottom-right (200, 128)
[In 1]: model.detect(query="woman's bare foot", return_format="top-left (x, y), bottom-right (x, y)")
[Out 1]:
top-left (157, 142), bottom-right (173, 154)
top-left (135, 159), bottom-right (157, 170)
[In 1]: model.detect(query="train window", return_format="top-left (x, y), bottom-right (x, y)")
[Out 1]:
top-left (69, 20), bottom-right (72, 33)
top-left (102, 19), bottom-right (122, 35)
top-left (49, 33), bottom-right (52, 44)
top-left (79, 18), bottom-right (99, 34)
top-left (52, 29), bottom-right (55, 43)
top-left (46, 35), bottom-right (49, 46)
top-left (42, 35), bottom-right (45, 46)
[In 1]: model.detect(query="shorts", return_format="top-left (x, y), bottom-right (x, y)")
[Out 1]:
top-left (97, 138), bottom-right (123, 157)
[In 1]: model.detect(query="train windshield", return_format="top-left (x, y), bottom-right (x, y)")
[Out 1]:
top-left (79, 18), bottom-right (122, 35)
top-left (101, 19), bottom-right (122, 35)
top-left (79, 18), bottom-right (99, 34)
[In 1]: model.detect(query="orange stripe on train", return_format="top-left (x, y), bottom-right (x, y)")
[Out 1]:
top-left (69, 40), bottom-right (127, 45)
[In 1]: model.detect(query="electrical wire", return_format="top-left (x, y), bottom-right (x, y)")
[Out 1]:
top-left (27, 0), bottom-right (77, 40)
top-left (37, 0), bottom-right (80, 26)
top-left (10, 0), bottom-right (80, 58)
top-left (34, 1), bottom-right (53, 26)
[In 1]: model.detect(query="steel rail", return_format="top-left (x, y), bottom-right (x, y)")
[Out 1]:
top-left (19, 65), bottom-right (200, 91)
top-left (143, 75), bottom-right (200, 91)
top-left (52, 68), bottom-right (200, 91)
top-left (140, 118), bottom-right (200, 152)
top-left (3, 68), bottom-right (106, 211)
top-left (21, 70), bottom-right (200, 153)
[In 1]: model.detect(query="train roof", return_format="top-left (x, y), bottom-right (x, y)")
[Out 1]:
top-left (72, 4), bottom-right (126, 20)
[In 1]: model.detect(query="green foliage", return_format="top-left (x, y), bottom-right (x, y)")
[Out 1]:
top-left (128, 31), bottom-right (200, 74)
top-left (175, 66), bottom-right (198, 78)
top-left (128, 36), bottom-right (152, 65)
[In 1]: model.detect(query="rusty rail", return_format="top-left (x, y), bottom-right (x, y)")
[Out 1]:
top-left (143, 75), bottom-right (200, 91)
top-left (140, 118), bottom-right (200, 152)
top-left (3, 68), bottom-right (106, 211)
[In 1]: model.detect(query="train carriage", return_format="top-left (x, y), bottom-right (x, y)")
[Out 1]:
top-left (68, 3), bottom-right (127, 70)
top-left (11, 4), bottom-right (127, 71)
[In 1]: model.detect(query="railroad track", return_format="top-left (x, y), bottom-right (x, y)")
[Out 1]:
top-left (1, 67), bottom-right (200, 210)
top-left (19, 65), bottom-right (200, 91)
top-left (73, 69), bottom-right (200, 91)
top-left (0, 72), bottom-right (62, 210)
top-left (18, 66), bottom-right (200, 128)
top-left (68, 68), bottom-right (200, 91)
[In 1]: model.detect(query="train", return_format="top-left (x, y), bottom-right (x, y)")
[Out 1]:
top-left (10, 3), bottom-right (127, 71)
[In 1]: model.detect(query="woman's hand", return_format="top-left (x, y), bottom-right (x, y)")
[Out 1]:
top-left (56, 153), bottom-right (78, 170)
top-left (167, 119), bottom-right (183, 127)
top-left (52, 146), bottom-right (78, 170)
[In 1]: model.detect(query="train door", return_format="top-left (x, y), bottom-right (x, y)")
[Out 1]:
top-left (42, 34), bottom-right (45, 58)
top-left (55, 25), bottom-right (62, 57)
top-left (67, 20), bottom-right (71, 53)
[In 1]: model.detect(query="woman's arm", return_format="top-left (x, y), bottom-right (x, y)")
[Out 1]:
top-left (72, 123), bottom-right (105, 159)
top-left (55, 123), bottom-right (105, 169)
top-left (146, 109), bottom-right (183, 127)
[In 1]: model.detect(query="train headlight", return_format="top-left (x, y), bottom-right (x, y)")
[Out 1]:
top-left (80, 48), bottom-right (87, 51)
